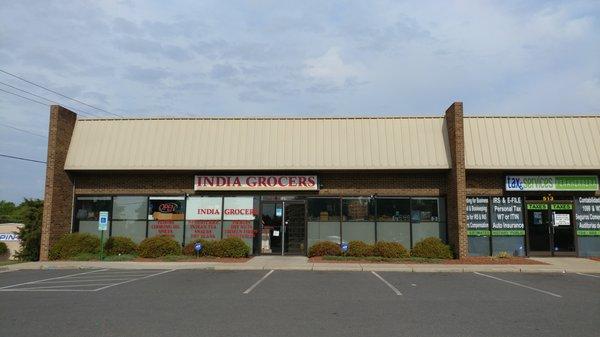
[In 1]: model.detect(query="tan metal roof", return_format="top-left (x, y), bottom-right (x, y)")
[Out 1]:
top-left (64, 117), bottom-right (451, 170)
top-left (464, 116), bottom-right (600, 169)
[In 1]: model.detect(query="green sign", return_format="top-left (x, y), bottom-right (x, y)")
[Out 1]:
top-left (467, 229), bottom-right (491, 236)
top-left (491, 229), bottom-right (525, 236)
top-left (576, 230), bottom-right (600, 236)
top-left (506, 175), bottom-right (599, 191)
top-left (527, 203), bottom-right (548, 210)
top-left (551, 203), bottom-right (572, 210)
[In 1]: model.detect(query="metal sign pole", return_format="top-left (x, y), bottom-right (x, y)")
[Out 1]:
top-left (99, 230), bottom-right (104, 260)
top-left (282, 202), bottom-right (285, 256)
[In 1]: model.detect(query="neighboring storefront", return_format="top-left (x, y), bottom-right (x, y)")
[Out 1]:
top-left (467, 175), bottom-right (600, 257)
top-left (39, 103), bottom-right (600, 259)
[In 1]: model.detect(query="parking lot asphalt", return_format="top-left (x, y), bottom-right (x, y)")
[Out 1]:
top-left (0, 269), bottom-right (598, 337)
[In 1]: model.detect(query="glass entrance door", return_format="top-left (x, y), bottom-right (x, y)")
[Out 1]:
top-left (526, 203), bottom-right (551, 255)
top-left (260, 201), bottom-right (306, 255)
top-left (526, 202), bottom-right (576, 256)
top-left (550, 204), bottom-right (575, 255)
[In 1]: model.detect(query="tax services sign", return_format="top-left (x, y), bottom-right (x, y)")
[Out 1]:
top-left (505, 175), bottom-right (599, 192)
top-left (194, 175), bottom-right (319, 191)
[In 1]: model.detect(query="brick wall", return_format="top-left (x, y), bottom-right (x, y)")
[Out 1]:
top-left (445, 102), bottom-right (468, 258)
top-left (40, 106), bottom-right (77, 260)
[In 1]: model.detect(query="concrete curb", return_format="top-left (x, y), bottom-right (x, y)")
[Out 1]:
top-left (4, 262), bottom-right (599, 274)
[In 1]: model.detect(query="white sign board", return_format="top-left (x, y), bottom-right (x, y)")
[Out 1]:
top-left (223, 197), bottom-right (255, 220)
top-left (98, 211), bottom-right (109, 231)
top-left (195, 175), bottom-right (318, 191)
top-left (0, 233), bottom-right (19, 241)
top-left (553, 213), bottom-right (571, 227)
top-left (186, 197), bottom-right (222, 220)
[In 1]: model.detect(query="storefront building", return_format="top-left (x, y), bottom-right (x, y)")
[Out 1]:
top-left (39, 103), bottom-right (600, 260)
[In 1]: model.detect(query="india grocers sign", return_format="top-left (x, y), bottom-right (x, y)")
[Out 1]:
top-left (194, 175), bottom-right (318, 191)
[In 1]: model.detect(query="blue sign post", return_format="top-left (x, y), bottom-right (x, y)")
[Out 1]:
top-left (340, 242), bottom-right (349, 254)
top-left (194, 242), bottom-right (203, 258)
top-left (98, 211), bottom-right (109, 260)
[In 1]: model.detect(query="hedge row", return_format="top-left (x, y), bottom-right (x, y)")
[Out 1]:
top-left (308, 237), bottom-right (453, 259)
top-left (182, 237), bottom-right (250, 258)
top-left (48, 233), bottom-right (250, 260)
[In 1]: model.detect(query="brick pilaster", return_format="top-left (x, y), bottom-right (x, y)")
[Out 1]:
top-left (444, 102), bottom-right (468, 258)
top-left (40, 106), bottom-right (77, 260)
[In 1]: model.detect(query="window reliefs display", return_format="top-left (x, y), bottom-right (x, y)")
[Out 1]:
top-left (466, 196), bottom-right (526, 256)
top-left (307, 197), bottom-right (446, 249)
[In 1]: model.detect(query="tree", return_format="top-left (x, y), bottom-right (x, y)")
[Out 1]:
top-left (12, 199), bottom-right (44, 261)
top-left (0, 200), bottom-right (17, 223)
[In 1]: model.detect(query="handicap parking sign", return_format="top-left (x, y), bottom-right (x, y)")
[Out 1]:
top-left (98, 211), bottom-right (109, 231)
top-left (194, 242), bottom-right (203, 252)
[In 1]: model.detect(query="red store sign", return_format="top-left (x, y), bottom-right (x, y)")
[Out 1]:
top-left (194, 175), bottom-right (318, 191)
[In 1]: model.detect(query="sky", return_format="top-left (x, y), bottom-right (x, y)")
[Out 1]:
top-left (0, 0), bottom-right (599, 202)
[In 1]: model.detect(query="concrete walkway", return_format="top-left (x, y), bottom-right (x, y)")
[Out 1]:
top-left (2, 256), bottom-right (600, 273)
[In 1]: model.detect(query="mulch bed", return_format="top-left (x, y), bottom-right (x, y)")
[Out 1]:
top-left (589, 257), bottom-right (600, 262)
top-left (442, 257), bottom-right (546, 265)
top-left (309, 256), bottom-right (547, 265)
top-left (133, 257), bottom-right (252, 263)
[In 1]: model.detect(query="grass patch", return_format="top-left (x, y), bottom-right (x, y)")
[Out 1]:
top-left (104, 254), bottom-right (137, 261)
top-left (321, 255), bottom-right (445, 263)
top-left (70, 253), bottom-right (100, 261)
top-left (159, 255), bottom-right (191, 262)
top-left (0, 260), bottom-right (22, 266)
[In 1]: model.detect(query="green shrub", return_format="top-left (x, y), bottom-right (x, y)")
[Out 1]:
top-left (104, 236), bottom-right (137, 256)
top-left (48, 233), bottom-right (101, 260)
top-left (0, 242), bottom-right (8, 256)
top-left (347, 241), bottom-right (374, 257)
top-left (496, 251), bottom-right (510, 259)
top-left (182, 239), bottom-right (214, 256)
top-left (308, 241), bottom-right (342, 257)
top-left (373, 241), bottom-right (409, 258)
top-left (215, 237), bottom-right (250, 257)
top-left (137, 235), bottom-right (181, 258)
top-left (410, 237), bottom-right (453, 259)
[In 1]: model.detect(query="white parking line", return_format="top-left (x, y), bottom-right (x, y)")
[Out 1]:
top-left (92, 269), bottom-right (175, 291)
top-left (0, 269), bottom-right (108, 290)
top-left (576, 273), bottom-right (600, 279)
top-left (474, 272), bottom-right (562, 298)
top-left (31, 278), bottom-right (134, 284)
top-left (12, 283), bottom-right (114, 290)
top-left (243, 270), bottom-right (274, 294)
top-left (371, 271), bottom-right (402, 296)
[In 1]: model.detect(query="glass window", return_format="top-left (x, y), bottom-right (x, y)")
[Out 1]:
top-left (411, 198), bottom-right (446, 247)
top-left (376, 198), bottom-right (410, 248)
top-left (222, 197), bottom-right (256, 252)
top-left (342, 198), bottom-right (375, 243)
top-left (185, 196), bottom-right (223, 243)
top-left (307, 198), bottom-right (341, 248)
top-left (147, 197), bottom-right (184, 244)
top-left (111, 220), bottom-right (147, 243)
top-left (307, 198), bottom-right (341, 222)
top-left (74, 196), bottom-right (112, 236)
top-left (113, 196), bottom-right (147, 220)
top-left (112, 196), bottom-right (147, 243)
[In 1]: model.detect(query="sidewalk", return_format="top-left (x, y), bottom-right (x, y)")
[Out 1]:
top-left (2, 256), bottom-right (600, 273)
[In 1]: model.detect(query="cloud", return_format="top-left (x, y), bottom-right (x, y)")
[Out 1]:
top-left (0, 0), bottom-right (599, 201)
top-left (304, 47), bottom-right (363, 87)
top-left (123, 66), bottom-right (169, 82)
top-left (210, 64), bottom-right (238, 79)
